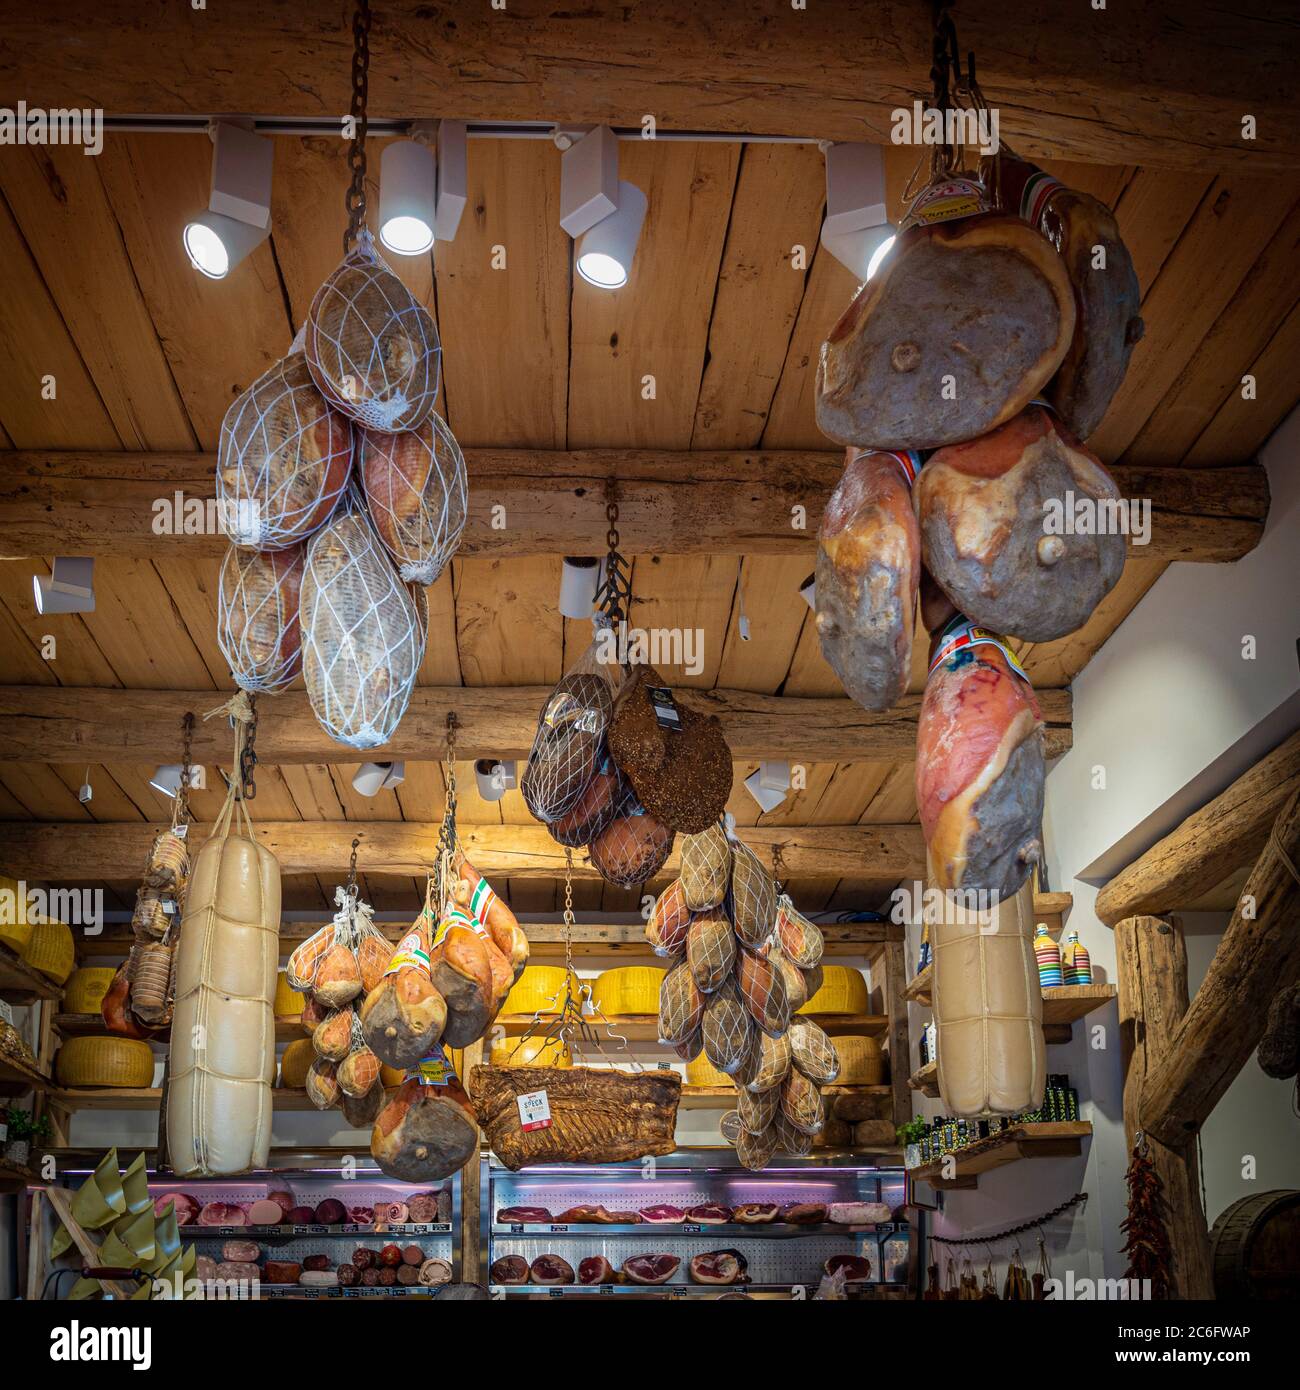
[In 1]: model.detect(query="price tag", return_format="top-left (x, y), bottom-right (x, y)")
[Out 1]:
top-left (509, 1223), bottom-right (524, 1233)
top-left (309, 1224), bottom-right (327, 1234)
top-left (681, 1224), bottom-right (701, 1234)
top-left (548, 1224), bottom-right (569, 1233)
top-left (516, 1088), bottom-right (552, 1132)
top-left (291, 1225), bottom-right (311, 1235)
top-left (655, 1060), bottom-right (674, 1070)
top-left (341, 1223), bottom-right (360, 1234)
top-left (410, 1223), bottom-right (429, 1235)
top-left (216, 1226), bottom-right (235, 1236)
top-left (548, 1286), bottom-right (564, 1298)
top-left (0, 998), bottom-right (14, 1027)
top-left (645, 684), bottom-right (682, 731)
top-left (599, 1284), bottom-right (613, 1295)
top-left (174, 824), bottom-right (188, 839)
top-left (672, 1286), bottom-right (687, 1298)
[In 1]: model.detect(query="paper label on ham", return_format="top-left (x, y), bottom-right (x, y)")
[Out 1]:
top-left (385, 927), bottom-right (429, 976)
top-left (929, 618), bottom-right (1030, 682)
top-left (901, 175), bottom-right (986, 231)
top-left (430, 905), bottom-right (491, 949)
top-left (516, 1088), bottom-right (553, 1131)
top-left (413, 1044), bottom-right (456, 1087)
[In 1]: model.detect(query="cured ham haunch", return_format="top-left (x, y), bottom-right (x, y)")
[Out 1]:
top-left (496, 1206), bottom-right (552, 1224)
top-left (815, 447), bottom-right (920, 713)
top-left (917, 405), bottom-right (1126, 643)
top-left (916, 623), bottom-right (1045, 898)
top-left (689, 1250), bottom-right (744, 1285)
top-left (578, 1256), bottom-right (619, 1286)
top-left (621, 1253), bottom-right (682, 1286)
top-left (529, 1254), bottom-right (575, 1285)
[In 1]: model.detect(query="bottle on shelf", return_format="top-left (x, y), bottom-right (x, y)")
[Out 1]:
top-left (1034, 922), bottom-right (1063, 988)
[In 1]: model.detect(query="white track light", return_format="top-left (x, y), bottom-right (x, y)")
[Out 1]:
top-left (575, 181), bottom-right (646, 289)
top-left (149, 765), bottom-right (204, 797)
top-left (183, 120), bottom-right (273, 279)
top-left (353, 762), bottom-right (405, 796)
top-left (819, 142), bottom-right (894, 281)
top-left (799, 573), bottom-right (816, 610)
top-left (33, 557), bottom-right (94, 614)
top-left (475, 759), bottom-right (517, 802)
top-left (379, 139), bottom-right (436, 255)
top-left (559, 125), bottom-right (619, 237)
top-left (559, 556), bottom-right (602, 619)
top-left (435, 120), bottom-right (468, 241)
top-left (745, 762), bottom-right (791, 814)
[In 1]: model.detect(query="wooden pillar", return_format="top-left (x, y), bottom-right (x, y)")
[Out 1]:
top-left (1113, 914), bottom-right (1213, 1299)
top-left (883, 938), bottom-right (911, 1131)
top-left (1140, 789), bottom-right (1300, 1146)
top-left (458, 1038), bottom-right (484, 1286)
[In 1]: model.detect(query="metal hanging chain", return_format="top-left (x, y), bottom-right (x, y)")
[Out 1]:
top-left (238, 694), bottom-right (258, 801)
top-left (927, 1192), bottom-right (1088, 1247)
top-left (592, 490), bottom-right (633, 630)
top-left (173, 712), bottom-right (195, 828)
top-left (345, 836), bottom-right (361, 894)
top-left (429, 712), bottom-right (459, 908)
top-left (343, 0), bottom-right (373, 254)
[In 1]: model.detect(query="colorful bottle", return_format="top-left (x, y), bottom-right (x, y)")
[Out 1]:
top-left (1062, 929), bottom-right (1092, 985)
top-left (1034, 922), bottom-right (1063, 988)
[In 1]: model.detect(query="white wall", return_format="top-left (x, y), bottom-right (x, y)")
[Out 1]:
top-left (925, 406), bottom-right (1300, 1285)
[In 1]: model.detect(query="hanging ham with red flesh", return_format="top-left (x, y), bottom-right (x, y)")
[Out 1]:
top-left (917, 405), bottom-right (1125, 643)
top-left (815, 448), bottom-right (920, 712)
top-left (916, 627), bottom-right (1045, 898)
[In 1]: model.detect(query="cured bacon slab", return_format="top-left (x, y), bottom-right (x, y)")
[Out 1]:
top-left (916, 628), bottom-right (1045, 898)
top-left (496, 1206), bottom-right (552, 1224)
top-left (815, 448), bottom-right (920, 712)
top-left (917, 405), bottom-right (1125, 643)
top-left (816, 209), bottom-right (1075, 451)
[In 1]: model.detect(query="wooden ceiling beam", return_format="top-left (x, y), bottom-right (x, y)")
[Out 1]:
top-left (5, 1), bottom-right (1295, 169)
top-left (0, 450), bottom-right (1269, 564)
top-left (0, 820), bottom-right (927, 884)
top-left (0, 684), bottom-right (1074, 765)
top-left (1095, 730), bottom-right (1300, 926)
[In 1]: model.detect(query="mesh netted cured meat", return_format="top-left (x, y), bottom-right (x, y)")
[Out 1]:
top-left (730, 838), bottom-right (777, 946)
top-left (679, 823), bottom-right (732, 911)
top-left (916, 626), bottom-right (1045, 897)
top-left (305, 231), bottom-right (440, 433)
top-left (217, 352), bottom-right (354, 551)
top-left (918, 405), bottom-right (1126, 643)
top-left (702, 976), bottom-right (754, 1075)
top-left (736, 947), bottom-right (791, 1037)
top-left (989, 153), bottom-right (1144, 439)
top-left (816, 447), bottom-right (920, 712)
top-left (775, 895), bottom-right (824, 969)
top-left (657, 958), bottom-right (705, 1045)
top-left (816, 185), bottom-right (1075, 451)
top-left (521, 651), bottom-right (618, 824)
top-left (217, 543), bottom-right (306, 693)
top-left (646, 878), bottom-right (691, 956)
top-left (359, 412), bottom-right (467, 585)
top-left (687, 910), bottom-right (736, 993)
top-left (788, 1017), bottom-right (841, 1086)
top-left (586, 791), bottom-right (673, 890)
top-left (301, 495), bottom-right (426, 749)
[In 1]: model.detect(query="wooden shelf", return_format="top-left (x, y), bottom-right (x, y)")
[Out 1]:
top-left (904, 970), bottom-right (1114, 1043)
top-left (0, 1157), bottom-right (37, 1192)
top-left (0, 1051), bottom-right (50, 1093)
top-left (0, 943), bottom-right (63, 1003)
top-left (909, 1121), bottom-right (1092, 1189)
top-left (47, 1086), bottom-right (333, 1113)
top-left (908, 1061), bottom-right (939, 1098)
top-left (495, 1012), bottom-right (889, 1042)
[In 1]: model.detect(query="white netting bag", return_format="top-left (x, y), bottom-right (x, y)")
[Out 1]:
top-left (305, 229), bottom-right (440, 432)
top-left (521, 622), bottom-right (622, 823)
top-left (587, 787), bottom-right (674, 889)
top-left (657, 958), bottom-right (705, 1045)
top-left (217, 542), bottom-right (306, 693)
top-left (217, 351), bottom-right (354, 550)
top-left (737, 1081), bottom-right (780, 1136)
top-left (775, 894), bottom-right (825, 968)
top-left (359, 411), bottom-right (467, 585)
top-left (300, 489), bottom-right (425, 749)
top-left (730, 835), bottom-right (778, 946)
top-left (734, 1119), bottom-right (779, 1171)
top-left (788, 1018), bottom-right (840, 1086)
top-left (686, 909), bottom-right (736, 993)
top-left (702, 975), bottom-right (755, 1075)
top-left (779, 1069), bottom-right (825, 1136)
top-left (679, 822), bottom-right (732, 910)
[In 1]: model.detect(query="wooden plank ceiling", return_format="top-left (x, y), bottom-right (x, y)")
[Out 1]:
top-left (0, 133), bottom-right (1297, 917)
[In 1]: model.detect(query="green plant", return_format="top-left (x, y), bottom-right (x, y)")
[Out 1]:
top-left (896, 1115), bottom-right (928, 1146)
top-left (28, 1112), bottom-right (51, 1144)
top-left (3, 1107), bottom-right (33, 1141)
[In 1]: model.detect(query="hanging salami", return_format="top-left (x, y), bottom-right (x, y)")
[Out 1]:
top-left (217, 351), bottom-right (354, 550)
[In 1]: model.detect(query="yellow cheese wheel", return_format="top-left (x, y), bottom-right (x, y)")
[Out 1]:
top-left (490, 1034), bottom-right (572, 1068)
top-left (21, 918), bottom-right (75, 984)
top-left (685, 1053), bottom-right (734, 1088)
top-left (273, 971), bottom-right (305, 1021)
top-left (832, 1034), bottom-right (885, 1085)
top-left (278, 1038), bottom-right (315, 1089)
top-left (590, 966), bottom-right (664, 1016)
top-left (503, 966), bottom-right (574, 1016)
top-left (799, 965), bottom-right (868, 1015)
top-left (0, 875), bottom-right (35, 955)
top-left (56, 1036), bottom-right (154, 1089)
top-left (64, 967), bottom-right (117, 1016)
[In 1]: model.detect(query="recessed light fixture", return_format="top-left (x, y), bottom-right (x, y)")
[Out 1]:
top-left (352, 762), bottom-right (406, 796)
top-left (33, 557), bottom-right (95, 614)
top-left (183, 120), bottom-right (273, 279)
top-left (475, 758), bottom-right (518, 802)
top-left (819, 142), bottom-right (895, 281)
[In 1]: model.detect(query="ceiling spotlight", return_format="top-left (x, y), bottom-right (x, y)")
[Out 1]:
top-left (745, 762), bottom-right (792, 814)
top-left (819, 142), bottom-right (894, 281)
top-left (33, 557), bottom-right (95, 614)
top-left (475, 758), bottom-right (518, 802)
top-left (379, 138), bottom-right (436, 255)
top-left (149, 765), bottom-right (204, 797)
top-left (78, 770), bottom-right (93, 806)
top-left (353, 762), bottom-right (405, 796)
top-left (559, 125), bottom-right (619, 237)
top-left (435, 120), bottom-right (468, 242)
top-left (799, 573), bottom-right (816, 610)
top-left (575, 181), bottom-right (647, 289)
top-left (183, 120), bottom-right (273, 279)
top-left (559, 556), bottom-right (602, 619)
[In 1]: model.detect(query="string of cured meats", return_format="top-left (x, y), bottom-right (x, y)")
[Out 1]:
top-left (650, 822), bottom-right (837, 1169)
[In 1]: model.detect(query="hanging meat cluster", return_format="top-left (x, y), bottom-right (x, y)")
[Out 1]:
top-left (521, 631), bottom-right (733, 891)
top-left (649, 823), bottom-right (837, 1170)
top-left (813, 150), bottom-right (1142, 902)
top-left (353, 851), bottom-right (529, 1183)
top-left (215, 230), bottom-right (466, 748)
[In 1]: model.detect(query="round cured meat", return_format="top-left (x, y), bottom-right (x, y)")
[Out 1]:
top-left (217, 542), bottom-right (306, 692)
top-left (587, 792), bottom-right (673, 890)
top-left (578, 1255), bottom-right (618, 1285)
top-left (621, 1253), bottom-right (681, 1286)
top-left (521, 671), bottom-right (614, 823)
top-left (548, 755), bottom-right (625, 848)
top-left (646, 878), bottom-right (692, 956)
top-left (528, 1254), bottom-right (575, 1285)
top-left (689, 1250), bottom-right (742, 1285)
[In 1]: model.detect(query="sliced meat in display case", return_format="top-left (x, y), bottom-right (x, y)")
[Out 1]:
top-left (483, 1154), bottom-right (910, 1298)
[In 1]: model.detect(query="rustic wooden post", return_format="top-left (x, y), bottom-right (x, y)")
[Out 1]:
top-left (459, 1038), bottom-right (485, 1286)
top-left (1113, 914), bottom-right (1213, 1298)
top-left (883, 936), bottom-right (911, 1135)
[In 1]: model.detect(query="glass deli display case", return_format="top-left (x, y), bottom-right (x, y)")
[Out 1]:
top-left (483, 1152), bottom-right (910, 1299)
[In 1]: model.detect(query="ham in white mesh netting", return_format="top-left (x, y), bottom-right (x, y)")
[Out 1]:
top-left (300, 491), bottom-right (427, 748)
top-left (305, 230), bottom-right (440, 434)
top-left (217, 351), bottom-right (354, 550)
top-left (217, 542), bottom-right (306, 693)
top-left (359, 411), bottom-right (467, 585)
